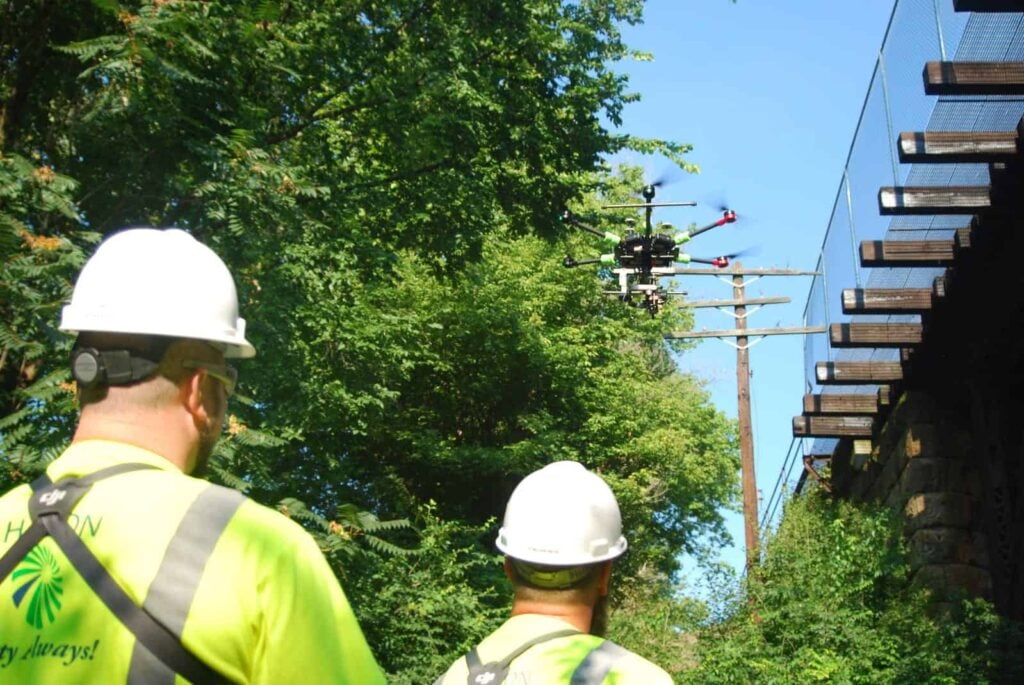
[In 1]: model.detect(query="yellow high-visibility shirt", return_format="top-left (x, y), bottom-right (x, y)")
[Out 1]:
top-left (0, 440), bottom-right (387, 684)
top-left (433, 613), bottom-right (674, 684)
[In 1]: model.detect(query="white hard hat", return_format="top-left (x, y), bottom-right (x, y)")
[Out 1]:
top-left (59, 228), bottom-right (255, 358)
top-left (496, 461), bottom-right (627, 566)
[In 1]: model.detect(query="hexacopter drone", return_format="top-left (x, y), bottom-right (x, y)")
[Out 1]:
top-left (561, 183), bottom-right (743, 315)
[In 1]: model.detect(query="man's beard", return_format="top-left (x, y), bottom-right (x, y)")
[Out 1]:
top-left (192, 424), bottom-right (219, 478)
top-left (589, 593), bottom-right (609, 637)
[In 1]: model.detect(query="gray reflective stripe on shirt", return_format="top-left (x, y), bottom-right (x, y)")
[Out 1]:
top-left (127, 485), bottom-right (245, 685)
top-left (569, 640), bottom-right (630, 684)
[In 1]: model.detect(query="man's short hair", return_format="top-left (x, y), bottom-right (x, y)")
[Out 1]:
top-left (508, 559), bottom-right (602, 591)
top-left (74, 334), bottom-right (216, 407)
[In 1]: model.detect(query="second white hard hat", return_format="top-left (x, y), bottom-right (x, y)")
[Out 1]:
top-left (496, 461), bottom-right (628, 566)
top-left (59, 228), bottom-right (255, 358)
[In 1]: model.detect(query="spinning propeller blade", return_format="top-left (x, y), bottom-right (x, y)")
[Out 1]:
top-left (688, 245), bottom-right (760, 268)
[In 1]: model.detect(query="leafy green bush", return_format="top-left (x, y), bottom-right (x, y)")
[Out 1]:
top-left (341, 503), bottom-right (507, 684)
top-left (682, 493), bottom-right (1023, 684)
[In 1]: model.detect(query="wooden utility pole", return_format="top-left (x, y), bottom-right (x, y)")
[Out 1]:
top-left (733, 269), bottom-right (759, 569)
top-left (666, 263), bottom-right (823, 571)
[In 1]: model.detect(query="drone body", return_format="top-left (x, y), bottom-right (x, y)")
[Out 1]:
top-left (561, 184), bottom-right (741, 315)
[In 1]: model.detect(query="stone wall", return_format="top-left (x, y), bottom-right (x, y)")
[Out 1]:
top-left (831, 391), bottom-right (993, 608)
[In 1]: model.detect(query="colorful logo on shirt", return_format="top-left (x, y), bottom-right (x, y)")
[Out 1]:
top-left (11, 546), bottom-right (64, 628)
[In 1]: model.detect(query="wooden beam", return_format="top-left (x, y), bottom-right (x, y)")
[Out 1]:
top-left (803, 393), bottom-right (880, 415)
top-left (668, 267), bottom-right (820, 276)
top-left (924, 61), bottom-right (1024, 96)
top-left (793, 415), bottom-right (875, 438)
top-left (859, 239), bottom-right (956, 266)
top-left (953, 0), bottom-right (1024, 10)
top-left (816, 361), bottom-right (904, 384)
top-left (878, 186), bottom-right (991, 215)
top-left (830, 323), bottom-right (924, 348)
top-left (664, 325), bottom-right (826, 340)
top-left (842, 288), bottom-right (933, 314)
top-left (851, 439), bottom-right (874, 470)
top-left (897, 130), bottom-right (1018, 164)
top-left (956, 225), bottom-right (974, 250)
top-left (682, 296), bottom-right (791, 308)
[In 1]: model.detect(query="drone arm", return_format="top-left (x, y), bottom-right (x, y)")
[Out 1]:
top-left (687, 210), bottom-right (738, 240)
top-left (689, 255), bottom-right (731, 268)
top-left (561, 211), bottom-right (620, 242)
top-left (563, 254), bottom-right (615, 268)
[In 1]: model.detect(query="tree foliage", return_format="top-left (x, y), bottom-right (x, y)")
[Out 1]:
top-left (1, 2), bottom-right (747, 680)
top-left (683, 493), bottom-right (1024, 684)
top-left (0, 0), bottom-right (689, 479)
top-left (4, 2), bottom-right (1008, 683)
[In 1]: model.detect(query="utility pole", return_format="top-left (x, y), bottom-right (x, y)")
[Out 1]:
top-left (666, 264), bottom-right (823, 571)
top-left (733, 269), bottom-right (758, 569)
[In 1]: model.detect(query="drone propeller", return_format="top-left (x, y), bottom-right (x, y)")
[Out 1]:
top-left (637, 167), bottom-right (683, 195)
top-left (685, 208), bottom-right (739, 241)
top-left (688, 246), bottom-right (760, 268)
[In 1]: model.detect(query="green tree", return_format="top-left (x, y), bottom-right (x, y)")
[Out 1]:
top-left (1, 0), bottom-right (690, 481)
top-left (1, 2), bottom-right (742, 678)
top-left (683, 493), bottom-right (1023, 684)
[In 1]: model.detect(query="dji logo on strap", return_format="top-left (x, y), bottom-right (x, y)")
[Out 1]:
top-left (474, 672), bottom-right (497, 684)
top-left (39, 489), bottom-right (67, 506)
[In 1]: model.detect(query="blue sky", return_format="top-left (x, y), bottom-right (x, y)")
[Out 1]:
top-left (610, 0), bottom-right (897, 576)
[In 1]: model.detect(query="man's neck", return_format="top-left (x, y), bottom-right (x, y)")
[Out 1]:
top-left (73, 410), bottom-right (190, 472)
top-left (509, 599), bottom-right (593, 633)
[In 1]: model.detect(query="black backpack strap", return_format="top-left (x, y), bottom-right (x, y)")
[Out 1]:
top-left (465, 628), bottom-right (581, 685)
top-left (2, 462), bottom-right (229, 685)
top-left (0, 464), bottom-right (154, 584)
top-left (30, 472), bottom-right (52, 490)
top-left (38, 513), bottom-right (227, 684)
top-left (0, 520), bottom-right (46, 584)
top-left (465, 645), bottom-right (483, 672)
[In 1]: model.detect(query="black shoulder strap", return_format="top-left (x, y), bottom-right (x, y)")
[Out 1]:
top-left (0, 463), bottom-right (230, 685)
top-left (0, 464), bottom-right (149, 584)
top-left (464, 628), bottom-right (581, 685)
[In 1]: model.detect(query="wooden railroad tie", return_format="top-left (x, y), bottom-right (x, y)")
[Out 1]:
top-left (952, 0), bottom-right (1024, 10)
top-left (815, 361), bottom-right (904, 385)
top-left (860, 239), bottom-right (952, 265)
top-left (859, 226), bottom-right (973, 269)
top-left (830, 322), bottom-right (923, 348)
top-left (897, 130), bottom-right (1019, 164)
top-left (792, 415), bottom-right (875, 439)
top-left (924, 61), bottom-right (1024, 96)
top-left (878, 186), bottom-right (991, 215)
top-left (803, 392), bottom-right (881, 415)
top-left (842, 288), bottom-right (934, 314)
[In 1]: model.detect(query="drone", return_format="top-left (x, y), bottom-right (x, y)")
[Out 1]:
top-left (561, 183), bottom-right (743, 315)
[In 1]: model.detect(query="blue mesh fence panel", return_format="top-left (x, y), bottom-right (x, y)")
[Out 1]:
top-left (821, 175), bottom-right (858, 324)
top-left (847, 73), bottom-right (895, 252)
top-left (803, 253), bottom-right (830, 394)
top-left (794, 2), bottom-right (1024, 487)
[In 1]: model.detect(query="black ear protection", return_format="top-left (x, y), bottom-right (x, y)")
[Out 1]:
top-left (70, 347), bottom-right (161, 388)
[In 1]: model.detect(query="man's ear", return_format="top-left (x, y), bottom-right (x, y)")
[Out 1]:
top-left (181, 370), bottom-right (209, 424)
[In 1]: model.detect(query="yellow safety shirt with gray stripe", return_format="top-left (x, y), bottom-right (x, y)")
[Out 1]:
top-left (0, 440), bottom-right (387, 684)
top-left (433, 614), bottom-right (674, 684)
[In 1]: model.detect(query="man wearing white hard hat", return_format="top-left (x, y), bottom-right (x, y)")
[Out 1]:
top-left (0, 228), bottom-right (385, 684)
top-left (434, 461), bottom-right (673, 684)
